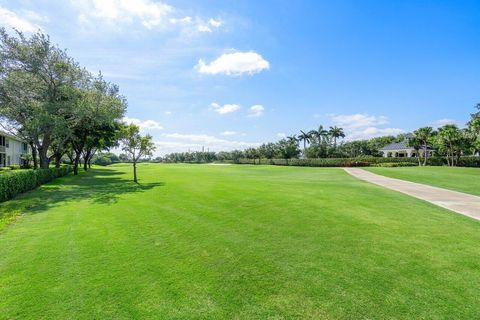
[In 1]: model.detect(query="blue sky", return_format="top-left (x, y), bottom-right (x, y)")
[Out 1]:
top-left (1, 0), bottom-right (479, 155)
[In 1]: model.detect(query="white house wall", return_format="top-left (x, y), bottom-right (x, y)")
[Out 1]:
top-left (1, 135), bottom-right (28, 166)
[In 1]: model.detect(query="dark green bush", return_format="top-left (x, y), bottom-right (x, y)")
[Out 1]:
top-left (0, 166), bottom-right (72, 202)
top-left (94, 156), bottom-right (113, 166)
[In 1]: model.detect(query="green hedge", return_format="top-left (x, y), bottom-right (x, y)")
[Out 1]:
top-left (425, 156), bottom-right (480, 167)
top-left (235, 156), bottom-right (480, 167)
top-left (371, 162), bottom-right (418, 167)
top-left (0, 166), bottom-right (72, 202)
top-left (236, 157), bottom-right (418, 167)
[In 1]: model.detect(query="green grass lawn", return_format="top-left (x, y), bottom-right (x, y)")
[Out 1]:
top-left (1, 164), bottom-right (480, 319)
top-left (366, 166), bottom-right (480, 196)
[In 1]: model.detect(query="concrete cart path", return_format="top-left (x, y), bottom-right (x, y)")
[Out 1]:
top-left (344, 168), bottom-right (480, 221)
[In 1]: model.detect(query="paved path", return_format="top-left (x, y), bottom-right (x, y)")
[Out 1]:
top-left (344, 168), bottom-right (480, 221)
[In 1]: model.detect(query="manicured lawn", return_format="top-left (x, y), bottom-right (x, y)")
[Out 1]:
top-left (1, 164), bottom-right (480, 319)
top-left (366, 166), bottom-right (480, 196)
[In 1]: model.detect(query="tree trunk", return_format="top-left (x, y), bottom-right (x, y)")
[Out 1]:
top-left (73, 151), bottom-right (81, 175)
top-left (30, 143), bottom-right (38, 169)
top-left (133, 160), bottom-right (138, 183)
top-left (423, 144), bottom-right (428, 166)
top-left (38, 146), bottom-right (49, 169)
top-left (83, 149), bottom-right (91, 171)
top-left (55, 153), bottom-right (62, 168)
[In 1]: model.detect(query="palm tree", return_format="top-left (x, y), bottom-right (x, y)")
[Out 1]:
top-left (298, 130), bottom-right (312, 155)
top-left (437, 124), bottom-right (462, 166)
top-left (407, 136), bottom-right (422, 166)
top-left (413, 127), bottom-right (434, 166)
top-left (309, 125), bottom-right (328, 143)
top-left (468, 118), bottom-right (480, 155)
top-left (287, 134), bottom-right (298, 144)
top-left (329, 126), bottom-right (345, 148)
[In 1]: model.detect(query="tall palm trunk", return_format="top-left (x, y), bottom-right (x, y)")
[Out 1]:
top-left (423, 143), bottom-right (428, 166)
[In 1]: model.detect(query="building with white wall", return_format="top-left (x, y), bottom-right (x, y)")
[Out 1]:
top-left (0, 130), bottom-right (29, 167)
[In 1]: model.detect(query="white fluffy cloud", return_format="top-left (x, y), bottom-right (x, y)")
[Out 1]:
top-left (0, 6), bottom-right (46, 32)
top-left (75, 0), bottom-right (172, 29)
top-left (73, 0), bottom-right (221, 33)
top-left (210, 102), bottom-right (241, 115)
top-left (123, 117), bottom-right (163, 130)
top-left (277, 133), bottom-right (286, 138)
top-left (220, 131), bottom-right (238, 136)
top-left (170, 16), bottom-right (221, 33)
top-left (347, 127), bottom-right (405, 140)
top-left (196, 51), bottom-right (270, 76)
top-left (330, 113), bottom-right (388, 129)
top-left (330, 113), bottom-right (404, 140)
top-left (157, 133), bottom-right (259, 154)
top-left (248, 105), bottom-right (265, 117)
top-left (430, 118), bottom-right (457, 128)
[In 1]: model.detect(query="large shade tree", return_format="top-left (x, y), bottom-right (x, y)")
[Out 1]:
top-left (0, 28), bottom-right (84, 168)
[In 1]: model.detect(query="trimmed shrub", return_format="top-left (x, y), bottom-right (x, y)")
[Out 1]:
top-left (235, 156), bottom-right (480, 167)
top-left (371, 162), bottom-right (418, 167)
top-left (425, 156), bottom-right (480, 167)
top-left (236, 157), bottom-right (416, 167)
top-left (0, 166), bottom-right (72, 202)
top-left (0, 167), bottom-right (12, 173)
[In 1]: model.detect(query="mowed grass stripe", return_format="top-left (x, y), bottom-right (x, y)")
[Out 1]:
top-left (366, 166), bottom-right (480, 196)
top-left (1, 164), bottom-right (480, 319)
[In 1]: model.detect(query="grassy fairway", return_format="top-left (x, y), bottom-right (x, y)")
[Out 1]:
top-left (1, 164), bottom-right (480, 319)
top-left (366, 166), bottom-right (480, 196)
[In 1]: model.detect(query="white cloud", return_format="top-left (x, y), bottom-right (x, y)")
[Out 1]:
top-left (169, 16), bottom-right (192, 24)
top-left (164, 111), bottom-right (172, 115)
top-left (196, 18), bottom-right (222, 32)
top-left (430, 118), bottom-right (457, 128)
top-left (73, 0), bottom-right (222, 34)
top-left (330, 113), bottom-right (388, 129)
top-left (196, 51), bottom-right (270, 76)
top-left (329, 113), bottom-right (404, 141)
top-left (123, 116), bottom-right (163, 130)
top-left (170, 16), bottom-right (221, 33)
top-left (156, 133), bottom-right (259, 155)
top-left (277, 132), bottom-right (286, 138)
top-left (210, 102), bottom-right (241, 115)
top-left (220, 131), bottom-right (238, 136)
top-left (347, 127), bottom-right (405, 140)
top-left (248, 105), bottom-right (264, 117)
top-left (0, 6), bottom-right (45, 32)
top-left (75, 0), bottom-right (172, 29)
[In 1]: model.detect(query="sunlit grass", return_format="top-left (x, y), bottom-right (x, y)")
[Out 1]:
top-left (1, 164), bottom-right (480, 319)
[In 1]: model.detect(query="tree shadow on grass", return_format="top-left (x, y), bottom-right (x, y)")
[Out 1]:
top-left (0, 168), bottom-right (165, 219)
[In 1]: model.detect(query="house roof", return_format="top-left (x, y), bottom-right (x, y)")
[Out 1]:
top-left (0, 130), bottom-right (26, 143)
top-left (381, 140), bottom-right (434, 151)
